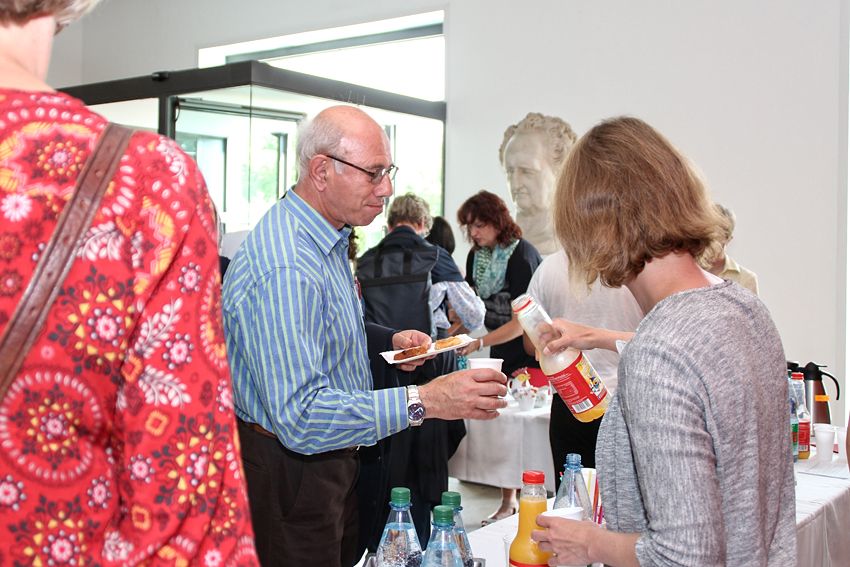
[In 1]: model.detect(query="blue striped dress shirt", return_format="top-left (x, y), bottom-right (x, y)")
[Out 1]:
top-left (222, 191), bottom-right (408, 454)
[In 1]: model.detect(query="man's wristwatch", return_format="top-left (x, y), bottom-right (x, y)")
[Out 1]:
top-left (406, 385), bottom-right (426, 427)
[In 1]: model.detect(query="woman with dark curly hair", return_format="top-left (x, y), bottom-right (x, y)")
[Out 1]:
top-left (456, 190), bottom-right (542, 523)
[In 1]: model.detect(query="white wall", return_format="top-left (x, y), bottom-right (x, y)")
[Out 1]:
top-left (52, 0), bottom-right (850, 424)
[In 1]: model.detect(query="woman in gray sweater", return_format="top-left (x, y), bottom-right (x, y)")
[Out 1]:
top-left (532, 117), bottom-right (796, 566)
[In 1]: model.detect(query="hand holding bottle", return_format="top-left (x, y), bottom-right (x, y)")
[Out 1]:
top-left (542, 319), bottom-right (635, 355)
top-left (512, 295), bottom-right (611, 422)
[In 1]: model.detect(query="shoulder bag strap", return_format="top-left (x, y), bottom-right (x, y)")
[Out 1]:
top-left (0, 122), bottom-right (134, 401)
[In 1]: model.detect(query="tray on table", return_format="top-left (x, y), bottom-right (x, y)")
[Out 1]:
top-left (363, 554), bottom-right (485, 566)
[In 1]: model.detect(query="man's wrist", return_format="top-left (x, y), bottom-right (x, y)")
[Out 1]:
top-left (406, 385), bottom-right (425, 426)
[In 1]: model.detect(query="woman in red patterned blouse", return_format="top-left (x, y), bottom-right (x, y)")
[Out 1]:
top-left (0, 2), bottom-right (259, 567)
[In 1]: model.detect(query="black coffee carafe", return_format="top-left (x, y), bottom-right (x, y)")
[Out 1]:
top-left (787, 361), bottom-right (841, 424)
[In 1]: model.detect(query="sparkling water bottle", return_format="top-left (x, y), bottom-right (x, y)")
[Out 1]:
top-left (553, 453), bottom-right (592, 519)
top-left (422, 505), bottom-right (463, 567)
top-left (441, 491), bottom-right (473, 567)
top-left (377, 487), bottom-right (423, 567)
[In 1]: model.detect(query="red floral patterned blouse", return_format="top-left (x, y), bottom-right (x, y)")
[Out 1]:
top-left (0, 89), bottom-right (258, 567)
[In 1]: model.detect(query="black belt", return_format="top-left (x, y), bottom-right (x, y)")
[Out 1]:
top-left (237, 417), bottom-right (359, 452)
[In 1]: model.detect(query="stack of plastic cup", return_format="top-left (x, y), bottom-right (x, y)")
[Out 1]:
top-left (836, 427), bottom-right (847, 463)
top-left (814, 424), bottom-right (836, 462)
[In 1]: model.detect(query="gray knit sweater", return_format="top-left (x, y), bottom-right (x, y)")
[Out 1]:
top-left (596, 280), bottom-right (797, 566)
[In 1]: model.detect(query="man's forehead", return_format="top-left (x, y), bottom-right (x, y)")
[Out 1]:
top-left (339, 132), bottom-right (392, 162)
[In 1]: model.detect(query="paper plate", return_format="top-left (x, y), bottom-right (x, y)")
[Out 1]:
top-left (381, 334), bottom-right (476, 365)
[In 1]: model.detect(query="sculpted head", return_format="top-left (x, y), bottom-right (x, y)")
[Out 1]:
top-left (499, 113), bottom-right (577, 215)
top-left (499, 113), bottom-right (577, 254)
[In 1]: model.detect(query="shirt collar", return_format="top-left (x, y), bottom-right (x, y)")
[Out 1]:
top-left (282, 191), bottom-right (350, 256)
top-left (722, 254), bottom-right (742, 275)
top-left (390, 225), bottom-right (422, 239)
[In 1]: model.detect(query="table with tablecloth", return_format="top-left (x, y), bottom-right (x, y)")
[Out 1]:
top-left (449, 396), bottom-right (556, 493)
top-left (467, 453), bottom-right (850, 567)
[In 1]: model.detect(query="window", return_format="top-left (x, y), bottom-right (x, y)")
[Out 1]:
top-left (198, 12), bottom-right (446, 252)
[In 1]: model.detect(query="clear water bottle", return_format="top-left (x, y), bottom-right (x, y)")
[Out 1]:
top-left (422, 505), bottom-right (463, 567)
top-left (441, 491), bottom-right (473, 567)
top-left (553, 453), bottom-right (592, 519)
top-left (377, 487), bottom-right (424, 567)
top-left (790, 396), bottom-right (799, 462)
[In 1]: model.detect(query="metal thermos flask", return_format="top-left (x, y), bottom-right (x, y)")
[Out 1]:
top-left (798, 362), bottom-right (841, 424)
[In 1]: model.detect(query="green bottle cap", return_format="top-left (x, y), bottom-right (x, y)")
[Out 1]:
top-left (432, 505), bottom-right (455, 524)
top-left (390, 487), bottom-right (411, 505)
top-left (442, 491), bottom-right (461, 508)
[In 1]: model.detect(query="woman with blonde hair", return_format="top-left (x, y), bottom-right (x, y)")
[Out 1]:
top-left (532, 117), bottom-right (796, 566)
top-left (0, 2), bottom-right (258, 566)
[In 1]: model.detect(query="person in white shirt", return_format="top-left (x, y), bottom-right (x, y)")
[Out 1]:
top-left (524, 250), bottom-right (643, 486)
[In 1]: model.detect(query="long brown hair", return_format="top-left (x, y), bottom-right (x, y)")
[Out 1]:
top-left (553, 116), bottom-right (726, 290)
top-left (457, 190), bottom-right (522, 249)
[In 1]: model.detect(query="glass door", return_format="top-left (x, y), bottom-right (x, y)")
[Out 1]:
top-left (68, 62), bottom-right (446, 255)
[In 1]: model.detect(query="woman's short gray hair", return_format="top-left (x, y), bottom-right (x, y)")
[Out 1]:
top-left (387, 192), bottom-right (433, 231)
top-left (295, 112), bottom-right (346, 181)
top-left (0, 0), bottom-right (102, 24)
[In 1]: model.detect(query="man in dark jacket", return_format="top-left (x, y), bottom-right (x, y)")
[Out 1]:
top-left (357, 193), bottom-right (484, 549)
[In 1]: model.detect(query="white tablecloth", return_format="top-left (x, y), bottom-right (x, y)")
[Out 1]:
top-left (795, 449), bottom-right (850, 567)
top-left (467, 456), bottom-right (850, 567)
top-left (449, 397), bottom-right (556, 493)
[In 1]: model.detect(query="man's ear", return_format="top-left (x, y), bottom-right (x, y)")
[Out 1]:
top-left (309, 154), bottom-right (330, 192)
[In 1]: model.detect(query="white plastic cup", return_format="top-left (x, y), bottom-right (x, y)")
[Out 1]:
top-left (836, 427), bottom-right (847, 463)
top-left (815, 425), bottom-right (836, 462)
top-left (540, 506), bottom-right (584, 521)
top-left (517, 396), bottom-right (535, 411)
top-left (468, 357), bottom-right (504, 371)
top-left (502, 533), bottom-right (513, 566)
top-left (539, 508), bottom-right (585, 567)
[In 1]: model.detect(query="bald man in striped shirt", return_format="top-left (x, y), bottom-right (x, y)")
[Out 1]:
top-left (222, 105), bottom-right (508, 567)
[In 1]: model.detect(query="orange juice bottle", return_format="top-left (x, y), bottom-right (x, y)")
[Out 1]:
top-left (512, 294), bottom-right (609, 422)
top-left (509, 470), bottom-right (553, 566)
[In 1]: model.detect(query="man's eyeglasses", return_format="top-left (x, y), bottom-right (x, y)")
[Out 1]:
top-left (325, 154), bottom-right (398, 185)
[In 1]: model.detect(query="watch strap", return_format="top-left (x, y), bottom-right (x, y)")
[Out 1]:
top-left (406, 384), bottom-right (425, 426)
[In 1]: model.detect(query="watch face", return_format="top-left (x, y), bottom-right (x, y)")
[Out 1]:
top-left (408, 403), bottom-right (426, 423)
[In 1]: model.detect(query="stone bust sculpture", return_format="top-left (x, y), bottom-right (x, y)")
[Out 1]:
top-left (499, 112), bottom-right (578, 256)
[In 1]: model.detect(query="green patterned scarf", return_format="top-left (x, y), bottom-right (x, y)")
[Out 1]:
top-left (473, 239), bottom-right (520, 299)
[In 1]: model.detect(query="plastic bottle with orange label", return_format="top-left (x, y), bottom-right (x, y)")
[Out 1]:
top-left (512, 294), bottom-right (609, 422)
top-left (791, 372), bottom-right (812, 459)
top-left (509, 470), bottom-right (553, 566)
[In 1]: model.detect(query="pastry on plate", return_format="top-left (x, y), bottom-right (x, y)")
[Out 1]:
top-left (393, 345), bottom-right (429, 361)
top-left (434, 336), bottom-right (463, 350)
